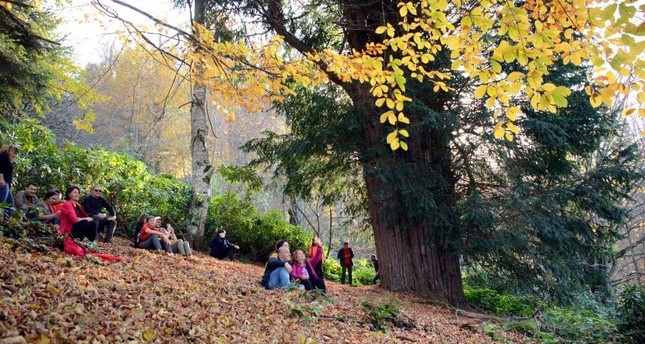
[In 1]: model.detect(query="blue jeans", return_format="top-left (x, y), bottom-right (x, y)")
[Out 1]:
top-left (0, 185), bottom-right (14, 220)
top-left (267, 267), bottom-right (290, 289)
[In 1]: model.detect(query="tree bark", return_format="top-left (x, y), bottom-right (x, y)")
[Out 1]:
top-left (351, 84), bottom-right (465, 304)
top-left (187, 0), bottom-right (213, 249)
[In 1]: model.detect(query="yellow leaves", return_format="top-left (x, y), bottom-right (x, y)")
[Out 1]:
top-left (494, 121), bottom-right (519, 142)
top-left (506, 106), bottom-right (522, 121)
top-left (143, 329), bottom-right (157, 342)
top-left (398, 2), bottom-right (417, 17)
top-left (376, 24), bottom-right (396, 38)
top-left (0, 1), bottom-right (12, 10)
top-left (475, 85), bottom-right (488, 99)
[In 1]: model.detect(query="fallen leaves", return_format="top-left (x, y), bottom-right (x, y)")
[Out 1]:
top-left (0, 237), bottom-right (526, 343)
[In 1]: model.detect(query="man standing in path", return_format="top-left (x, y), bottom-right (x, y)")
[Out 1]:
top-left (337, 242), bottom-right (354, 285)
top-left (81, 184), bottom-right (117, 243)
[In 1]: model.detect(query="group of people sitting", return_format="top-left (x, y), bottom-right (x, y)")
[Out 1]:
top-left (133, 214), bottom-right (192, 257)
top-left (260, 236), bottom-right (327, 292)
top-left (12, 182), bottom-right (118, 244)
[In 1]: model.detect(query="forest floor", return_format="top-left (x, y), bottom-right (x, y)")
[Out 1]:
top-left (0, 236), bottom-right (529, 343)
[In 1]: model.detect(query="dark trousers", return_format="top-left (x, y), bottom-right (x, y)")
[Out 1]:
top-left (341, 265), bottom-right (353, 285)
top-left (211, 246), bottom-right (238, 260)
top-left (301, 279), bottom-right (314, 291)
top-left (92, 216), bottom-right (116, 242)
top-left (373, 273), bottom-right (380, 284)
top-left (71, 220), bottom-right (98, 242)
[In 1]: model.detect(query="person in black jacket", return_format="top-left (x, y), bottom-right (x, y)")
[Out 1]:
top-left (371, 254), bottom-right (380, 284)
top-left (81, 184), bottom-right (117, 243)
top-left (260, 245), bottom-right (292, 289)
top-left (0, 144), bottom-right (18, 220)
top-left (337, 242), bottom-right (355, 285)
top-left (210, 229), bottom-right (239, 260)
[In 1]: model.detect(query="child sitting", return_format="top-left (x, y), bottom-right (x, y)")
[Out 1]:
top-left (290, 249), bottom-right (313, 290)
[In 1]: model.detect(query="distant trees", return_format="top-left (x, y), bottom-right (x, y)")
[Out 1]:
top-left (0, 0), bottom-right (98, 121)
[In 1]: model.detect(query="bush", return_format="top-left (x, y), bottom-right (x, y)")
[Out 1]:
top-left (205, 193), bottom-right (311, 261)
top-left (464, 287), bottom-right (537, 317)
top-left (617, 285), bottom-right (645, 343)
top-left (539, 305), bottom-right (618, 343)
top-left (0, 119), bottom-right (193, 235)
top-left (323, 259), bottom-right (341, 281)
top-left (361, 301), bottom-right (400, 332)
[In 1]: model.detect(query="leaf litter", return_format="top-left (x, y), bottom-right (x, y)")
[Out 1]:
top-left (0, 237), bottom-right (527, 343)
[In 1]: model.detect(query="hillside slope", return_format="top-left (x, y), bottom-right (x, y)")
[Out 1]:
top-left (0, 237), bottom-right (524, 343)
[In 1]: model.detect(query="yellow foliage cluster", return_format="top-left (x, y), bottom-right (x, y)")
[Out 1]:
top-left (188, 28), bottom-right (326, 118)
top-left (187, 1), bottom-right (642, 151)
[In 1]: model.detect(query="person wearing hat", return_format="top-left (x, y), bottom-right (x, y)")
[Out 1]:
top-left (210, 229), bottom-right (239, 260)
top-left (155, 217), bottom-right (192, 256)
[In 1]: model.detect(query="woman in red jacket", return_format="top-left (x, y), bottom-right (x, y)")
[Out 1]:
top-left (138, 215), bottom-right (172, 254)
top-left (59, 185), bottom-right (97, 242)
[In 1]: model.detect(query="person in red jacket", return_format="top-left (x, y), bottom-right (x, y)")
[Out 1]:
top-left (138, 215), bottom-right (172, 254)
top-left (59, 185), bottom-right (97, 242)
top-left (337, 242), bottom-right (355, 285)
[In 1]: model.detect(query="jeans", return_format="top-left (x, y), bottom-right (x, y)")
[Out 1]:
top-left (341, 265), bottom-right (353, 285)
top-left (267, 267), bottom-right (290, 289)
top-left (0, 185), bottom-right (14, 220)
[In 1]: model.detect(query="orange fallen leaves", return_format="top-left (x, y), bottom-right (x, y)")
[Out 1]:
top-left (0, 237), bottom-right (527, 343)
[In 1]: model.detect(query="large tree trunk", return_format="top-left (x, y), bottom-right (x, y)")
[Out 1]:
top-left (187, 0), bottom-right (213, 248)
top-left (352, 84), bottom-right (465, 304)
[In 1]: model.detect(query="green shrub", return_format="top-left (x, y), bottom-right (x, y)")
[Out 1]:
top-left (361, 301), bottom-right (400, 332)
top-left (0, 119), bottom-right (193, 235)
top-left (323, 258), bottom-right (341, 281)
top-left (539, 305), bottom-right (618, 343)
top-left (323, 258), bottom-right (377, 285)
top-left (464, 287), bottom-right (537, 317)
top-left (205, 193), bottom-right (311, 261)
top-left (617, 285), bottom-right (645, 343)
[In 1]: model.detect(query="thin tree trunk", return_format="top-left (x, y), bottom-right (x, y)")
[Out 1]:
top-left (187, 0), bottom-right (213, 249)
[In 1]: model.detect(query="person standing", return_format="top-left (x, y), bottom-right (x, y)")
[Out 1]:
top-left (370, 254), bottom-right (380, 284)
top-left (337, 242), bottom-right (354, 285)
top-left (0, 144), bottom-right (18, 220)
top-left (81, 184), bottom-right (117, 243)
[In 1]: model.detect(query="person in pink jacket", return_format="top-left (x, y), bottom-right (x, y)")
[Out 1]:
top-left (59, 185), bottom-right (97, 242)
top-left (290, 250), bottom-right (313, 290)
